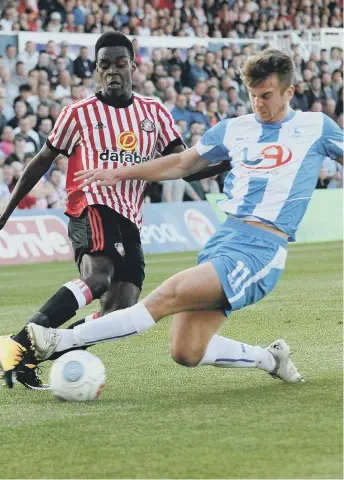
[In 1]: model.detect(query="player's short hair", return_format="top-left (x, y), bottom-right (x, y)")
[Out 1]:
top-left (241, 48), bottom-right (295, 89)
top-left (95, 31), bottom-right (134, 62)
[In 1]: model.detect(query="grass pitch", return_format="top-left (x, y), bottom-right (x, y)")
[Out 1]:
top-left (0, 242), bottom-right (342, 479)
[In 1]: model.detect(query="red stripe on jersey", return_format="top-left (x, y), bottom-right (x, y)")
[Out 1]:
top-left (88, 208), bottom-right (99, 252)
top-left (92, 102), bottom-right (116, 211)
top-left (102, 103), bottom-right (124, 216)
top-left (77, 103), bottom-right (98, 206)
top-left (83, 101), bottom-right (108, 207)
top-left (131, 101), bottom-right (144, 224)
top-left (113, 107), bottom-right (133, 221)
top-left (125, 104), bottom-right (140, 223)
top-left (92, 208), bottom-right (105, 251)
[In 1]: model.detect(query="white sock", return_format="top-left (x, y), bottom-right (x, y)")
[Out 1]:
top-left (56, 302), bottom-right (156, 352)
top-left (198, 335), bottom-right (276, 372)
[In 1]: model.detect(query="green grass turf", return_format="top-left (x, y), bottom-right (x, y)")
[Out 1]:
top-left (0, 242), bottom-right (342, 479)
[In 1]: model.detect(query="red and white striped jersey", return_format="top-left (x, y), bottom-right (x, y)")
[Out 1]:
top-left (47, 92), bottom-right (183, 229)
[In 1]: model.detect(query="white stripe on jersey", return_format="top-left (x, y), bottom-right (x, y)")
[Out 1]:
top-left (252, 115), bottom-right (323, 221)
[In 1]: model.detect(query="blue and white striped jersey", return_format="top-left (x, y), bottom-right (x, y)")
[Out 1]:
top-left (195, 110), bottom-right (343, 241)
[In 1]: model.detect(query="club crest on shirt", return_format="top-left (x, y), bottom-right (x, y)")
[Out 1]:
top-left (114, 242), bottom-right (125, 257)
top-left (140, 118), bottom-right (155, 132)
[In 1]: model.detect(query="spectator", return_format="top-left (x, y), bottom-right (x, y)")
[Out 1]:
top-left (54, 72), bottom-right (72, 99)
top-left (7, 101), bottom-right (27, 129)
top-left (321, 157), bottom-right (343, 189)
top-left (36, 103), bottom-right (51, 122)
top-left (324, 98), bottom-right (337, 120)
top-left (331, 70), bottom-right (343, 92)
top-left (5, 134), bottom-right (26, 165)
top-left (2, 164), bottom-right (15, 194)
top-left (0, 126), bottom-right (15, 159)
top-left (291, 80), bottom-right (309, 112)
top-left (190, 101), bottom-right (211, 129)
top-left (1, 69), bottom-right (19, 107)
top-left (310, 99), bottom-right (323, 112)
top-left (306, 76), bottom-right (325, 106)
top-left (73, 47), bottom-right (94, 79)
top-left (215, 98), bottom-right (230, 122)
top-left (227, 87), bottom-right (246, 117)
top-left (176, 119), bottom-right (188, 137)
top-left (328, 47), bottom-right (343, 72)
top-left (235, 103), bottom-right (247, 117)
top-left (59, 41), bottom-right (74, 74)
top-left (54, 155), bottom-right (68, 188)
top-left (44, 168), bottom-right (67, 208)
top-left (0, 7), bottom-right (16, 32)
top-left (11, 62), bottom-right (28, 88)
top-left (170, 65), bottom-right (183, 93)
top-left (164, 86), bottom-right (177, 111)
top-left (189, 54), bottom-right (209, 88)
top-left (0, 87), bottom-right (14, 123)
top-left (0, 167), bottom-right (10, 208)
top-left (168, 48), bottom-right (184, 71)
top-left (35, 50), bottom-right (53, 79)
top-left (47, 11), bottom-right (63, 32)
top-left (37, 117), bottom-right (53, 148)
top-left (3, 44), bottom-right (17, 76)
top-left (18, 41), bottom-right (39, 73)
top-left (13, 85), bottom-right (34, 114)
top-left (71, 85), bottom-right (83, 102)
top-left (0, 92), bottom-right (9, 133)
top-left (14, 115), bottom-right (40, 153)
top-left (28, 83), bottom-right (53, 112)
top-left (161, 179), bottom-right (200, 202)
top-left (322, 72), bottom-right (338, 102)
top-left (204, 52), bottom-right (218, 78)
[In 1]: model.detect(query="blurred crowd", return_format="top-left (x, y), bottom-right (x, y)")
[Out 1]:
top-left (0, 2), bottom-right (343, 208)
top-left (0, 0), bottom-right (343, 37)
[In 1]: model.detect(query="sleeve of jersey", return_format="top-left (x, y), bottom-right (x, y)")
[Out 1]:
top-left (156, 103), bottom-right (185, 155)
top-left (318, 114), bottom-right (344, 159)
top-left (195, 120), bottom-right (231, 164)
top-left (46, 106), bottom-right (80, 156)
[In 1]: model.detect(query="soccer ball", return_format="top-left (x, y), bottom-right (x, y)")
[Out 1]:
top-left (49, 350), bottom-right (106, 402)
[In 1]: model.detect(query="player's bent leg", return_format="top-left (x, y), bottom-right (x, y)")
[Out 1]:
top-left (169, 310), bottom-right (226, 366)
top-left (144, 262), bottom-right (227, 320)
top-left (169, 311), bottom-right (303, 382)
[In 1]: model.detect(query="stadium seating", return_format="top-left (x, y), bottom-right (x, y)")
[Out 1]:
top-left (0, 0), bottom-right (343, 207)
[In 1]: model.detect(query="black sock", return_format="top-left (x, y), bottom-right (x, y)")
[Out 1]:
top-left (13, 286), bottom-right (81, 348)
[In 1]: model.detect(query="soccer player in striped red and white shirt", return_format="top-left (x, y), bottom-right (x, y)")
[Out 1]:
top-left (0, 31), bottom-right (189, 389)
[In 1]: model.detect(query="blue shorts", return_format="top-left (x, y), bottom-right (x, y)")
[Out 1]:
top-left (197, 217), bottom-right (288, 316)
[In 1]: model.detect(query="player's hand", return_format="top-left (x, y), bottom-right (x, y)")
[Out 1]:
top-left (74, 169), bottom-right (124, 188)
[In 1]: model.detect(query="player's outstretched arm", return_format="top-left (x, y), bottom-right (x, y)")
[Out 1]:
top-left (183, 160), bottom-right (231, 182)
top-left (0, 144), bottom-right (58, 230)
top-left (74, 146), bottom-right (211, 188)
